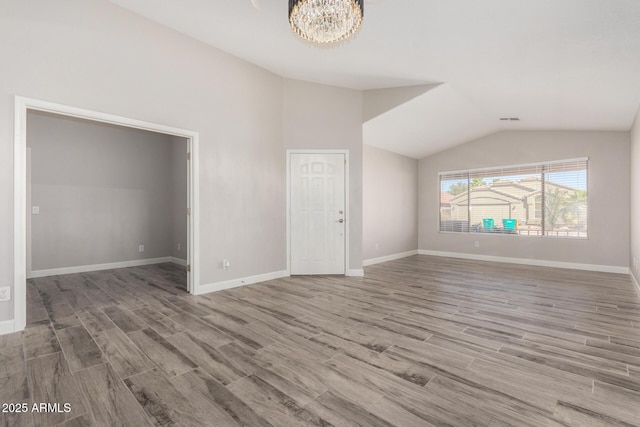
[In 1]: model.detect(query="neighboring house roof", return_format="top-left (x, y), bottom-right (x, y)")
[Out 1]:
top-left (450, 186), bottom-right (524, 204)
top-left (525, 182), bottom-right (579, 199)
top-left (446, 178), bottom-right (578, 205)
top-left (491, 180), bottom-right (540, 192)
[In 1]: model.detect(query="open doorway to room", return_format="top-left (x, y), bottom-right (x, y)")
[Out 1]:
top-left (13, 97), bottom-right (200, 332)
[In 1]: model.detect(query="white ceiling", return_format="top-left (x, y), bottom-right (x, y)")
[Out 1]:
top-left (110, 0), bottom-right (640, 159)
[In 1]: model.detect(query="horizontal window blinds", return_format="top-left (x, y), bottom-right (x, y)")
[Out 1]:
top-left (439, 171), bottom-right (468, 181)
top-left (439, 158), bottom-right (588, 238)
top-left (543, 159), bottom-right (588, 237)
top-left (469, 164), bottom-right (543, 180)
top-left (545, 159), bottom-right (588, 173)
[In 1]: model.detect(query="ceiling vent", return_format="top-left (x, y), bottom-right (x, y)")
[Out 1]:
top-left (499, 117), bottom-right (520, 121)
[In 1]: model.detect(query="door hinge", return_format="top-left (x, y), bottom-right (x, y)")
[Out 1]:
top-left (187, 152), bottom-right (191, 161)
top-left (186, 264), bottom-right (191, 272)
top-left (187, 208), bottom-right (191, 216)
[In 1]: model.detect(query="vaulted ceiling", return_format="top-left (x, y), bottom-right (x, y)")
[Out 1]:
top-left (111, 0), bottom-right (640, 158)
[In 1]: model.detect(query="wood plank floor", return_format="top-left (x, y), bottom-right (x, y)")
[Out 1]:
top-left (2, 256), bottom-right (640, 426)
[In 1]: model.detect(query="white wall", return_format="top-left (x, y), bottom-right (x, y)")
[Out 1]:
top-left (27, 111), bottom-right (185, 272)
top-left (419, 131), bottom-right (630, 269)
top-left (631, 107), bottom-right (640, 282)
top-left (0, 1), bottom-right (369, 324)
top-left (363, 145), bottom-right (418, 261)
top-left (283, 79), bottom-right (364, 272)
top-left (0, 0), bottom-right (287, 322)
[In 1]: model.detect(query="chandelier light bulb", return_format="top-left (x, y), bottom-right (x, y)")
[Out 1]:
top-left (289, 0), bottom-right (364, 45)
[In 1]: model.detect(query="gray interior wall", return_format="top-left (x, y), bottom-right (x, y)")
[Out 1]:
top-left (27, 111), bottom-right (185, 271)
top-left (419, 131), bottom-right (630, 267)
top-left (0, 0), bottom-right (286, 321)
top-left (363, 145), bottom-right (418, 260)
top-left (631, 108), bottom-right (640, 281)
top-left (171, 137), bottom-right (188, 261)
top-left (283, 79), bottom-right (364, 271)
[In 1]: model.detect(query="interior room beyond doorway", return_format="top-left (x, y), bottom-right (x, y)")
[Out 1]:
top-left (26, 111), bottom-right (189, 285)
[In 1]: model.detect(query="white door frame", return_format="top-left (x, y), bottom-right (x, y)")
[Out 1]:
top-left (286, 149), bottom-right (350, 276)
top-left (13, 96), bottom-right (200, 332)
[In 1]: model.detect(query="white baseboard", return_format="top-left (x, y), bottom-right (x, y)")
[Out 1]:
top-left (363, 250), bottom-right (419, 267)
top-left (347, 269), bottom-right (365, 277)
top-left (0, 319), bottom-right (16, 336)
top-left (631, 271), bottom-right (640, 299)
top-left (170, 257), bottom-right (188, 266)
top-left (418, 250), bottom-right (629, 275)
top-left (196, 270), bottom-right (289, 295)
top-left (28, 257), bottom-right (176, 279)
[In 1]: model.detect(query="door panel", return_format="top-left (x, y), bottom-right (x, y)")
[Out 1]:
top-left (290, 153), bottom-right (346, 275)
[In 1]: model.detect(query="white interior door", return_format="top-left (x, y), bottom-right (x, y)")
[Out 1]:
top-left (290, 153), bottom-right (346, 275)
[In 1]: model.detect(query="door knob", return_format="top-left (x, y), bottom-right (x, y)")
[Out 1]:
top-left (338, 219), bottom-right (344, 223)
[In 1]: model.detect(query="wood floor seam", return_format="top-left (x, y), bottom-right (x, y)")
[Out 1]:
top-left (7, 258), bottom-right (639, 427)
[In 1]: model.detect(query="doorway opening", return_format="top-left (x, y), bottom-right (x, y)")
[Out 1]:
top-left (13, 97), bottom-right (200, 332)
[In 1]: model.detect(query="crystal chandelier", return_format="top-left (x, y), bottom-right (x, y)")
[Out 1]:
top-left (289, 0), bottom-right (364, 45)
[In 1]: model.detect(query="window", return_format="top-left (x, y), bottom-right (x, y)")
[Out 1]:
top-left (534, 196), bottom-right (542, 219)
top-left (439, 158), bottom-right (588, 238)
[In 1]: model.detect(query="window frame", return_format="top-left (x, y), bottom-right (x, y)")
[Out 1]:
top-left (438, 158), bottom-right (589, 240)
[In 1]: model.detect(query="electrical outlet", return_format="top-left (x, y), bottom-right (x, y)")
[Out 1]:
top-left (222, 259), bottom-right (230, 270)
top-left (0, 287), bottom-right (10, 302)
top-left (138, 245), bottom-right (144, 253)
top-left (177, 243), bottom-right (181, 251)
top-left (474, 241), bottom-right (480, 248)
top-left (375, 243), bottom-right (379, 250)
top-left (32, 206), bottom-right (40, 215)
